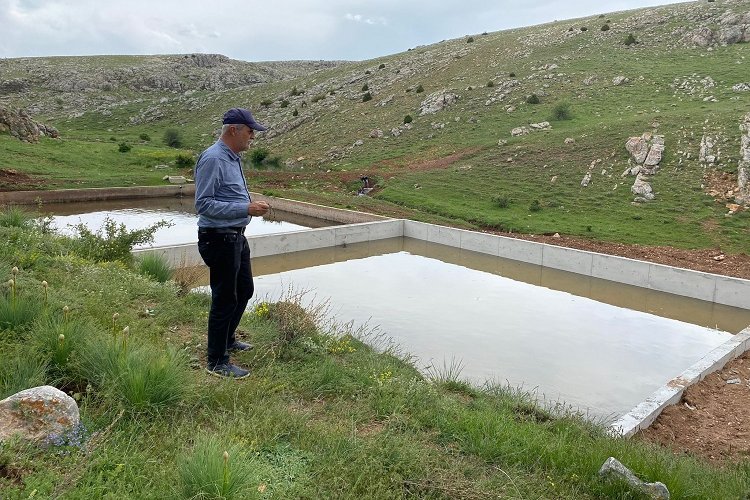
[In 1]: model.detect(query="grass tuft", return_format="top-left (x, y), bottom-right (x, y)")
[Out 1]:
top-left (136, 253), bottom-right (173, 283)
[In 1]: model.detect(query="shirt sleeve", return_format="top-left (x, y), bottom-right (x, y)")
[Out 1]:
top-left (194, 156), bottom-right (248, 220)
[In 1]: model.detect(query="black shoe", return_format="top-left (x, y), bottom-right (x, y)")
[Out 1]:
top-left (205, 363), bottom-right (250, 379)
top-left (228, 340), bottom-right (254, 352)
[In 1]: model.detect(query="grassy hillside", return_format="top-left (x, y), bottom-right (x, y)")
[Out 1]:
top-left (1, 1), bottom-right (749, 252)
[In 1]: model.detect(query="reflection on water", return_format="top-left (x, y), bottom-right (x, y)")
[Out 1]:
top-left (214, 237), bottom-right (750, 419)
top-left (42, 197), bottom-right (337, 248)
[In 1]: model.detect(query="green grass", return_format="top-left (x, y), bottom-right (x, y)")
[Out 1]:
top-left (136, 252), bottom-right (173, 283)
top-left (0, 222), bottom-right (748, 498)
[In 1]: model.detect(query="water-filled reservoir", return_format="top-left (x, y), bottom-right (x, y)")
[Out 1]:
top-left (42, 197), bottom-right (337, 248)
top-left (242, 237), bottom-right (750, 419)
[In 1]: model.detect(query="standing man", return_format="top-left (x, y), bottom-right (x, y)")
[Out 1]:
top-left (194, 108), bottom-right (270, 379)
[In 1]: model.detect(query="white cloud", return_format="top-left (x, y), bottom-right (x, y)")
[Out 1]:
top-left (345, 13), bottom-right (387, 26)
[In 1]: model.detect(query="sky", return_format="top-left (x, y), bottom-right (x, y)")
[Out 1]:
top-left (0, 0), bottom-right (692, 62)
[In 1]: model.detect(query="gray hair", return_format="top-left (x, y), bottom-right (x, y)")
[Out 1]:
top-left (221, 123), bottom-right (248, 134)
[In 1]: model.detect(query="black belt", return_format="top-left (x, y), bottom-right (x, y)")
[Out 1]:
top-left (198, 226), bottom-right (246, 235)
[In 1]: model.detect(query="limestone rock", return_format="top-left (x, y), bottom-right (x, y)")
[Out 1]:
top-left (529, 121), bottom-right (551, 130)
top-left (511, 126), bottom-right (529, 136)
top-left (0, 106), bottom-right (59, 143)
top-left (699, 134), bottom-right (719, 166)
top-left (599, 457), bottom-right (670, 500)
top-left (626, 136), bottom-right (650, 165)
top-left (737, 112), bottom-right (750, 206)
top-left (612, 76), bottom-right (629, 86)
top-left (581, 172), bottom-right (592, 187)
top-left (419, 90), bottom-right (459, 116)
top-left (631, 174), bottom-right (655, 201)
top-left (369, 129), bottom-right (384, 138)
top-left (0, 386), bottom-right (80, 443)
top-left (564, 137), bottom-right (575, 144)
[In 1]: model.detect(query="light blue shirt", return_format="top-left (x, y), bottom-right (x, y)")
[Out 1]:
top-left (194, 140), bottom-right (251, 228)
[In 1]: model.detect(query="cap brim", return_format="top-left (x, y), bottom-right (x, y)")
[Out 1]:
top-left (249, 122), bottom-right (267, 132)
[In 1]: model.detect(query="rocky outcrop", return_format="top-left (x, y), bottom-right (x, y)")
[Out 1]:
top-left (699, 134), bottom-right (720, 167)
top-left (624, 133), bottom-right (664, 202)
top-left (737, 113), bottom-right (750, 206)
top-left (419, 90), bottom-right (459, 116)
top-left (0, 106), bottom-right (59, 142)
top-left (0, 386), bottom-right (79, 443)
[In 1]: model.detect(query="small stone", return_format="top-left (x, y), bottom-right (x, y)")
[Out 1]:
top-left (713, 255), bottom-right (726, 261)
top-left (727, 378), bottom-right (741, 384)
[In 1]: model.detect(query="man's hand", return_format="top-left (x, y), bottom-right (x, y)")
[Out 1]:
top-left (248, 200), bottom-right (270, 216)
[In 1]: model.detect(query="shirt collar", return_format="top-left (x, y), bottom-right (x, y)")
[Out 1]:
top-left (218, 139), bottom-right (241, 161)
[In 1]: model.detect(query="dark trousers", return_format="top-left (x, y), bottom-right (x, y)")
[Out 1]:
top-left (197, 231), bottom-right (254, 366)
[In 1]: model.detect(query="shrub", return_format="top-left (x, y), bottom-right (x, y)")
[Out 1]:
top-left (163, 129), bottom-right (183, 148)
top-left (280, 99), bottom-right (290, 108)
top-left (551, 101), bottom-right (572, 121)
top-left (492, 195), bottom-right (510, 208)
top-left (179, 437), bottom-right (253, 500)
top-left (292, 108), bottom-right (299, 117)
top-left (526, 94), bottom-right (540, 104)
top-left (362, 92), bottom-right (372, 102)
top-left (378, 63), bottom-right (385, 69)
top-left (365, 70), bottom-right (371, 75)
top-left (467, 36), bottom-right (474, 43)
top-left (290, 86), bottom-right (303, 96)
top-left (624, 33), bottom-right (638, 46)
top-left (250, 147), bottom-right (270, 166)
top-left (70, 217), bottom-right (173, 263)
top-left (329, 89), bottom-right (336, 95)
top-left (529, 200), bottom-right (542, 212)
top-left (509, 72), bottom-right (516, 77)
top-left (136, 253), bottom-right (173, 283)
top-left (487, 81), bottom-right (495, 87)
top-left (175, 153), bottom-right (194, 168)
top-left (362, 83), bottom-right (369, 91)
top-left (139, 133), bottom-right (151, 141)
top-left (580, 26), bottom-right (588, 32)
top-left (403, 115), bottom-right (413, 124)
top-left (267, 300), bottom-right (319, 345)
top-left (260, 99), bottom-right (272, 107)
top-left (118, 142), bottom-right (131, 153)
top-left (415, 84), bottom-right (424, 93)
top-left (0, 206), bottom-right (32, 228)
top-left (601, 24), bottom-right (610, 31)
top-left (109, 137), bottom-right (117, 142)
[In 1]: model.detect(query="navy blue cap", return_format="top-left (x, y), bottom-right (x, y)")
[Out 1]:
top-left (222, 108), bottom-right (267, 132)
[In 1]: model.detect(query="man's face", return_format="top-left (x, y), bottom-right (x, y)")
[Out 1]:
top-left (236, 124), bottom-right (255, 151)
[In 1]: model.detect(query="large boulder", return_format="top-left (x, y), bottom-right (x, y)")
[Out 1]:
top-left (737, 113), bottom-right (750, 206)
top-left (0, 385), bottom-right (80, 443)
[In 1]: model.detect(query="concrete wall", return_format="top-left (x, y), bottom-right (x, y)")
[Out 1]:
top-left (137, 218), bottom-right (750, 310)
top-left (250, 192), bottom-right (389, 224)
top-left (0, 185), bottom-right (195, 205)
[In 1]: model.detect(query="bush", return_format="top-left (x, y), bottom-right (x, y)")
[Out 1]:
top-left (290, 86), bottom-right (303, 96)
top-left (280, 99), bottom-right (289, 108)
top-left (365, 70), bottom-right (371, 75)
top-left (403, 115), bottom-right (413, 124)
top-left (601, 24), bottom-right (610, 31)
top-left (580, 26), bottom-right (588, 32)
top-left (551, 102), bottom-right (572, 121)
top-left (292, 108), bottom-right (299, 117)
top-left (260, 99), bottom-right (272, 107)
top-left (526, 94), bottom-right (540, 104)
top-left (163, 129), bottom-right (183, 148)
top-left (492, 195), bottom-right (510, 208)
top-left (70, 217), bottom-right (173, 263)
top-left (487, 81), bottom-right (495, 87)
top-left (175, 153), bottom-right (194, 168)
top-left (137, 253), bottom-right (173, 283)
top-left (529, 200), bottom-right (541, 212)
top-left (378, 63), bottom-right (385, 69)
top-left (467, 36), bottom-right (474, 43)
top-left (268, 301), bottom-right (318, 345)
top-left (509, 72), bottom-right (516, 77)
top-left (415, 84), bottom-right (424, 93)
top-left (118, 142), bottom-right (131, 153)
top-left (362, 83), bottom-right (369, 91)
top-left (362, 92), bottom-right (372, 102)
top-left (624, 33), bottom-right (638, 46)
top-left (250, 147), bottom-right (270, 166)
top-left (139, 133), bottom-right (151, 141)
